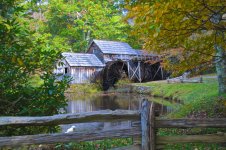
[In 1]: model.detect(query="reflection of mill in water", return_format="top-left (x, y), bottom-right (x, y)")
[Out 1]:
top-left (61, 93), bottom-right (176, 133)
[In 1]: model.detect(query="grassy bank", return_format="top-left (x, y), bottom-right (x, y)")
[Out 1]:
top-left (67, 83), bottom-right (101, 93)
top-left (66, 83), bottom-right (102, 95)
top-left (134, 77), bottom-right (225, 118)
top-left (133, 77), bottom-right (226, 149)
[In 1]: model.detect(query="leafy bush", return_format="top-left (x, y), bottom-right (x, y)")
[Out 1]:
top-left (0, 0), bottom-right (71, 136)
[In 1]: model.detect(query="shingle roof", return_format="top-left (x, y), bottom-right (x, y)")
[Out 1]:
top-left (62, 52), bottom-right (105, 67)
top-left (92, 40), bottom-right (137, 55)
top-left (135, 50), bottom-right (158, 57)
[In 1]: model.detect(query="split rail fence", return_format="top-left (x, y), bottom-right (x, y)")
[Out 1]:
top-left (1, 100), bottom-right (226, 150)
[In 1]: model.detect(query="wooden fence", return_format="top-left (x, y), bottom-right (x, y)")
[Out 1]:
top-left (1, 100), bottom-right (226, 149)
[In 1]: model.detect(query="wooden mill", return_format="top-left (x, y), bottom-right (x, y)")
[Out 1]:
top-left (55, 39), bottom-right (165, 89)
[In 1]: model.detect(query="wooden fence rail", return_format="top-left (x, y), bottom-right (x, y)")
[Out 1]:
top-left (0, 110), bottom-right (140, 126)
top-left (1, 100), bottom-right (226, 149)
top-left (0, 127), bottom-right (141, 147)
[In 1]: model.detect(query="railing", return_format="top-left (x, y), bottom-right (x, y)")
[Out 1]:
top-left (1, 100), bottom-right (226, 150)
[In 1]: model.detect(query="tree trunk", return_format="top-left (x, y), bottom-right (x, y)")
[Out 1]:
top-left (215, 44), bottom-right (226, 95)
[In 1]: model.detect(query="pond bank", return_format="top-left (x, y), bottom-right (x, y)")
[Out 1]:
top-left (112, 78), bottom-right (225, 118)
top-left (110, 78), bottom-right (226, 149)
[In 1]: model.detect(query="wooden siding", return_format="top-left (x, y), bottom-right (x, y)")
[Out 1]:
top-left (54, 59), bottom-right (70, 74)
top-left (70, 67), bottom-right (103, 84)
top-left (54, 59), bottom-right (104, 84)
top-left (88, 43), bottom-right (134, 62)
top-left (87, 43), bottom-right (104, 62)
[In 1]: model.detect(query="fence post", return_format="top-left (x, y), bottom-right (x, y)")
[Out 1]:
top-left (141, 99), bottom-right (150, 150)
top-left (149, 102), bottom-right (155, 150)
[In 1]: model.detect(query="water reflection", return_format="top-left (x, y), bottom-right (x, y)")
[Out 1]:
top-left (66, 94), bottom-right (141, 113)
top-left (61, 93), bottom-right (177, 133)
top-left (66, 93), bottom-right (176, 115)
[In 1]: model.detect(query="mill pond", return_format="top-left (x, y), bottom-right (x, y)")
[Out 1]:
top-left (61, 92), bottom-right (179, 133)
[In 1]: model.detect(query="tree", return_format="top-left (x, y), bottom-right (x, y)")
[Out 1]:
top-left (0, 0), bottom-right (70, 117)
top-left (29, 0), bottom-right (130, 52)
top-left (125, 0), bottom-right (226, 95)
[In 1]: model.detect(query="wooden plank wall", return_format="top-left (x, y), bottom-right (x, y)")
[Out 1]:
top-left (70, 67), bottom-right (103, 84)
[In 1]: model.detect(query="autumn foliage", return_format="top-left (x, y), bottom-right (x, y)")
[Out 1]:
top-left (125, 0), bottom-right (226, 94)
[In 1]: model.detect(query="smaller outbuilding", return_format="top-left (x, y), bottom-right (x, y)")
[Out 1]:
top-left (54, 52), bottom-right (105, 84)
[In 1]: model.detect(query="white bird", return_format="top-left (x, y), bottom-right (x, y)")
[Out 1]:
top-left (65, 125), bottom-right (76, 133)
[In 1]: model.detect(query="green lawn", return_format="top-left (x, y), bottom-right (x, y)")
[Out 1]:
top-left (135, 78), bottom-right (226, 149)
top-left (136, 78), bottom-right (225, 118)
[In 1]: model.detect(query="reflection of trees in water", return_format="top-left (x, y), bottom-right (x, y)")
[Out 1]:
top-left (92, 95), bottom-right (120, 110)
top-left (154, 104), bottom-right (174, 116)
top-left (90, 94), bottom-right (141, 110)
top-left (67, 100), bottom-right (95, 113)
top-left (104, 95), bottom-right (120, 110)
top-left (66, 93), bottom-right (175, 115)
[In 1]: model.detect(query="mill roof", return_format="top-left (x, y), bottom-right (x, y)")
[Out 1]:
top-left (135, 50), bottom-right (158, 57)
top-left (62, 52), bottom-right (105, 67)
top-left (92, 40), bottom-right (138, 55)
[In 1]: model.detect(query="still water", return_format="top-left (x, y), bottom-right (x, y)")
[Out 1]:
top-left (61, 93), bottom-right (178, 133)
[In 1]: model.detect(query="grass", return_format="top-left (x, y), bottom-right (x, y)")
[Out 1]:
top-left (136, 78), bottom-right (225, 118)
top-left (133, 76), bottom-right (226, 149)
top-left (66, 83), bottom-right (102, 97)
top-left (6, 138), bottom-right (132, 150)
top-left (163, 143), bottom-right (224, 150)
top-left (55, 138), bottom-right (132, 150)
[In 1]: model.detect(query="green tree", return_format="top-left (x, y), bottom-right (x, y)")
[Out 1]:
top-left (0, 0), bottom-right (70, 117)
top-left (125, 0), bottom-right (226, 95)
top-left (29, 0), bottom-right (130, 52)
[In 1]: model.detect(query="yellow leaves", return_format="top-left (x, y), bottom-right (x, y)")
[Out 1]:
top-left (67, 24), bottom-right (72, 29)
top-left (155, 17), bottom-right (160, 23)
top-left (155, 2), bottom-right (161, 8)
top-left (153, 32), bottom-right (159, 38)
top-left (131, 6), bottom-right (139, 12)
top-left (196, 19), bottom-right (202, 25)
top-left (177, 3), bottom-right (182, 8)
top-left (12, 57), bottom-right (16, 63)
top-left (12, 57), bottom-right (24, 66)
top-left (201, 15), bottom-right (209, 21)
top-left (17, 58), bottom-right (23, 66)
top-left (153, 10), bottom-right (163, 23)
top-left (125, 0), bottom-right (223, 77)
top-left (223, 101), bottom-right (226, 108)
top-left (164, 2), bottom-right (170, 11)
